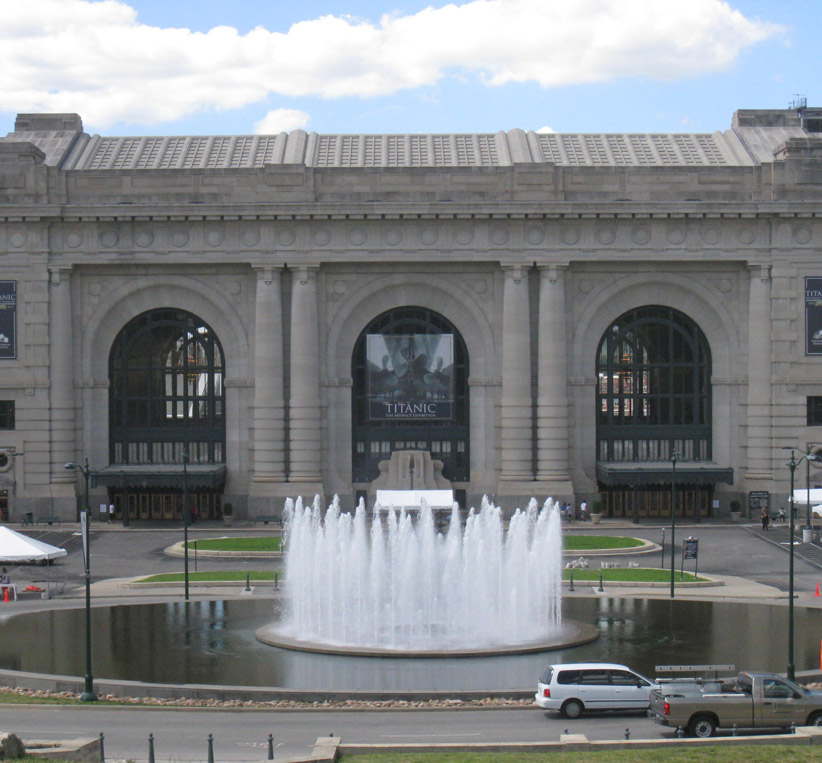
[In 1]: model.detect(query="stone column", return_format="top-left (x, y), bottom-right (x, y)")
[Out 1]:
top-left (536, 265), bottom-right (571, 483)
top-left (745, 264), bottom-right (773, 480)
top-left (499, 265), bottom-right (534, 482)
top-left (49, 267), bottom-right (76, 489)
top-left (288, 266), bottom-right (323, 487)
top-left (251, 267), bottom-right (286, 483)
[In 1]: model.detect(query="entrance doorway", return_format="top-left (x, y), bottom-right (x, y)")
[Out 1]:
top-left (108, 490), bottom-right (223, 521)
top-left (602, 486), bottom-right (712, 519)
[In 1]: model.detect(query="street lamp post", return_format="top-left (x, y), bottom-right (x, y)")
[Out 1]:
top-left (182, 449), bottom-right (190, 602)
top-left (785, 448), bottom-right (799, 681)
top-left (64, 458), bottom-right (98, 702)
top-left (670, 449), bottom-right (679, 599)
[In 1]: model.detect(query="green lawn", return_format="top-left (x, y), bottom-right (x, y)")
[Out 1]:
top-left (184, 536), bottom-right (282, 552)
top-left (563, 568), bottom-right (704, 582)
top-left (563, 535), bottom-right (645, 550)
top-left (340, 749), bottom-right (822, 763)
top-left (139, 570), bottom-right (278, 583)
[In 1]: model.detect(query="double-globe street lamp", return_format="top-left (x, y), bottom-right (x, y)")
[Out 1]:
top-left (64, 457), bottom-right (98, 702)
top-left (182, 449), bottom-right (190, 602)
top-left (783, 446), bottom-right (822, 682)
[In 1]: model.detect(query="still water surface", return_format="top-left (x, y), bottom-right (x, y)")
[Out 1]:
top-left (0, 598), bottom-right (816, 691)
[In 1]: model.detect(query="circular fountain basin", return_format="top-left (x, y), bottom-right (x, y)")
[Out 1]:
top-left (0, 597), bottom-right (819, 694)
top-left (255, 617), bottom-right (600, 657)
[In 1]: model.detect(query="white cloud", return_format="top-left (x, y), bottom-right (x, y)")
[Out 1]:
top-left (536, 126), bottom-right (555, 134)
top-left (0, 0), bottom-right (782, 128)
top-left (254, 108), bottom-right (311, 134)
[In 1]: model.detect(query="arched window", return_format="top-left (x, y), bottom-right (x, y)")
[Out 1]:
top-left (109, 309), bottom-right (225, 465)
top-left (596, 306), bottom-right (711, 463)
top-left (351, 307), bottom-right (469, 483)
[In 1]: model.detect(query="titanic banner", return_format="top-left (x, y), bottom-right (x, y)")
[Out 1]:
top-left (806, 277), bottom-right (822, 355)
top-left (366, 334), bottom-right (454, 420)
top-left (0, 282), bottom-right (16, 359)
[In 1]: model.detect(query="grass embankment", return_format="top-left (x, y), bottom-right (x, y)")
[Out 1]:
top-left (183, 536), bottom-right (282, 552)
top-left (141, 568), bottom-right (699, 584)
top-left (340, 749), bottom-right (822, 763)
top-left (139, 570), bottom-right (277, 583)
top-left (563, 535), bottom-right (645, 550)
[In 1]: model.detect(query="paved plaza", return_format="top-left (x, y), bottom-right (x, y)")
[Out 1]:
top-left (2, 516), bottom-right (821, 609)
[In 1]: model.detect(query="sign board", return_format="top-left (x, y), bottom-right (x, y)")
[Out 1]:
top-left (683, 538), bottom-right (699, 560)
top-left (0, 282), bottom-right (16, 359)
top-left (807, 277), bottom-right (822, 354)
top-left (748, 490), bottom-right (769, 510)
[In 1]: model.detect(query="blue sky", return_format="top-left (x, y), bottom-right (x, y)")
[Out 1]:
top-left (0, 0), bottom-right (817, 137)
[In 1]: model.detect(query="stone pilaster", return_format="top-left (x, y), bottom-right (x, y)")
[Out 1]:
top-left (288, 266), bottom-right (323, 491)
top-left (48, 267), bottom-right (77, 498)
top-left (536, 265), bottom-right (572, 491)
top-left (745, 264), bottom-right (773, 480)
top-left (251, 267), bottom-right (286, 484)
top-left (499, 265), bottom-right (534, 483)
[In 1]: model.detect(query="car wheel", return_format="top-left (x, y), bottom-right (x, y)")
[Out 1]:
top-left (689, 715), bottom-right (716, 738)
top-left (561, 699), bottom-right (584, 719)
top-left (807, 711), bottom-right (822, 726)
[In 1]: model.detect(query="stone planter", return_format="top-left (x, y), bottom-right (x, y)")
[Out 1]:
top-left (729, 511), bottom-right (741, 522)
top-left (223, 515), bottom-right (233, 527)
top-left (591, 513), bottom-right (602, 525)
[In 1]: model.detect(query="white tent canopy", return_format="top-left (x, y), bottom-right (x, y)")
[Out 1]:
top-left (0, 526), bottom-right (67, 561)
top-left (375, 489), bottom-right (454, 511)
top-left (790, 489), bottom-right (822, 505)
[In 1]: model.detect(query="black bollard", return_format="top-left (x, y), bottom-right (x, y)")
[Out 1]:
top-left (792, 722), bottom-right (797, 734)
top-left (732, 723), bottom-right (737, 736)
top-left (624, 728), bottom-right (630, 740)
top-left (208, 733), bottom-right (214, 763)
top-left (569, 571), bottom-right (574, 592)
top-left (99, 733), bottom-right (105, 763)
top-left (275, 571), bottom-right (279, 590)
top-left (267, 733), bottom-right (274, 760)
top-left (148, 734), bottom-right (155, 763)
top-left (598, 572), bottom-right (604, 592)
top-left (245, 572), bottom-right (251, 592)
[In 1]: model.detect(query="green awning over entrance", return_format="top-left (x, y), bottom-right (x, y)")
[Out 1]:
top-left (596, 462), bottom-right (734, 487)
top-left (91, 464), bottom-right (226, 490)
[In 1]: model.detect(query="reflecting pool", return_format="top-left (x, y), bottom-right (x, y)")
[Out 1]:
top-left (0, 597), bottom-right (817, 692)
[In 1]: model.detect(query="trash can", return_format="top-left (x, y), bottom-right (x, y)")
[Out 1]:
top-left (803, 527), bottom-right (814, 544)
top-left (23, 512), bottom-right (33, 526)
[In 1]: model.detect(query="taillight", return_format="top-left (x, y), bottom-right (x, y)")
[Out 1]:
top-left (543, 688), bottom-right (551, 698)
top-left (664, 701), bottom-right (670, 716)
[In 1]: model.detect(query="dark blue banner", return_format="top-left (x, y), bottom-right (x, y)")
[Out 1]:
top-left (0, 282), bottom-right (16, 360)
top-left (367, 333), bottom-right (454, 420)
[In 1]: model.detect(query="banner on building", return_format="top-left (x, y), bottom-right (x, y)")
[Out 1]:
top-left (806, 277), bottom-right (822, 355)
top-left (366, 334), bottom-right (454, 420)
top-left (0, 282), bottom-right (16, 360)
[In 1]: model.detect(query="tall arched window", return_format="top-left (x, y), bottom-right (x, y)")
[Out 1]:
top-left (109, 309), bottom-right (225, 465)
top-left (351, 307), bottom-right (469, 483)
top-left (596, 306), bottom-right (711, 463)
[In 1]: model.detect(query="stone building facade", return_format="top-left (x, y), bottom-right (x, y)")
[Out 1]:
top-left (1, 108), bottom-right (821, 522)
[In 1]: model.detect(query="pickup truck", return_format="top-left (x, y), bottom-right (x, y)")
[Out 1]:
top-left (648, 671), bottom-right (822, 737)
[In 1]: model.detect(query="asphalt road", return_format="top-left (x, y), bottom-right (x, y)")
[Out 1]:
top-left (1, 705), bottom-right (668, 762)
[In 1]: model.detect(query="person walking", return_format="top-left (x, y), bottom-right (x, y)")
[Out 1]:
top-left (761, 506), bottom-right (770, 531)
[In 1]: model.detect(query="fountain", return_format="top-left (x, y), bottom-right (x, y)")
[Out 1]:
top-left (256, 494), bottom-right (599, 656)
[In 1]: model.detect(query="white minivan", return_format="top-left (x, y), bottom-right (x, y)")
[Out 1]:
top-left (535, 662), bottom-right (654, 718)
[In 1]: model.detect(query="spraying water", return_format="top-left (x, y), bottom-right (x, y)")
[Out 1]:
top-left (278, 495), bottom-right (563, 650)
